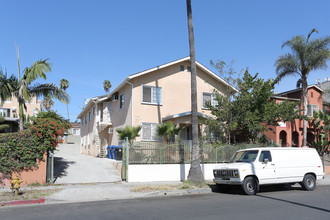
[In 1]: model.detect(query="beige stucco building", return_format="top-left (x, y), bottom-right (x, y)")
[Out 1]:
top-left (77, 57), bottom-right (237, 157)
top-left (0, 95), bottom-right (41, 132)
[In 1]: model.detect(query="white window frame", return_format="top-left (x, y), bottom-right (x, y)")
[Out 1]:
top-left (307, 104), bottom-right (319, 117)
top-left (141, 122), bottom-right (159, 141)
top-left (141, 85), bottom-right (162, 105)
top-left (202, 92), bottom-right (217, 109)
top-left (120, 93), bottom-right (125, 110)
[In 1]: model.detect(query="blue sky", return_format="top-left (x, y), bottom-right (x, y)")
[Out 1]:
top-left (1, 0), bottom-right (329, 121)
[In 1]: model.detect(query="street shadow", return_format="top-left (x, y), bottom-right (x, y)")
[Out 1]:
top-left (211, 184), bottom-right (304, 195)
top-left (53, 157), bottom-right (76, 182)
top-left (257, 194), bottom-right (330, 213)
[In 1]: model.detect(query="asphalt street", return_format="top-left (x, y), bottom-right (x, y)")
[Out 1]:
top-left (1, 185), bottom-right (329, 220)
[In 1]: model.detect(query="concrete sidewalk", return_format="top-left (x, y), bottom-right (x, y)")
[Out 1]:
top-left (1, 175), bottom-right (329, 206)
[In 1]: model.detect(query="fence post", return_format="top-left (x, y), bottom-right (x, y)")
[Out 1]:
top-left (121, 137), bottom-right (129, 182)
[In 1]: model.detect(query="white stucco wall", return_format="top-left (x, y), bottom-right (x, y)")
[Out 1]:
top-left (127, 163), bottom-right (218, 182)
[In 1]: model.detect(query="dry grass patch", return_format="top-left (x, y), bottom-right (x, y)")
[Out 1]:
top-left (131, 181), bottom-right (210, 193)
top-left (0, 189), bottom-right (61, 202)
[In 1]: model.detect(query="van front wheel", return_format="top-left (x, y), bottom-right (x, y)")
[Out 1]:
top-left (242, 177), bottom-right (259, 195)
top-left (301, 174), bottom-right (316, 191)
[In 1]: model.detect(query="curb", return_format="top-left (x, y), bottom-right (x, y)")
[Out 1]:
top-left (0, 198), bottom-right (45, 206)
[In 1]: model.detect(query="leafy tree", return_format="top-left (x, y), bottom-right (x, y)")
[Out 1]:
top-left (186, 0), bottom-right (203, 184)
top-left (12, 53), bottom-right (70, 131)
top-left (103, 80), bottom-right (112, 93)
top-left (208, 70), bottom-right (299, 143)
top-left (275, 29), bottom-right (330, 146)
top-left (60, 79), bottom-right (70, 120)
top-left (116, 126), bottom-right (142, 145)
top-left (310, 110), bottom-right (330, 156)
top-left (156, 121), bottom-right (183, 143)
top-left (210, 59), bottom-right (240, 144)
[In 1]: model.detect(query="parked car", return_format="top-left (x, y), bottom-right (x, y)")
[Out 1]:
top-left (213, 147), bottom-right (324, 195)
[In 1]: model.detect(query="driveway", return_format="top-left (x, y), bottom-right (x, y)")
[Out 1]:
top-left (53, 141), bottom-right (121, 184)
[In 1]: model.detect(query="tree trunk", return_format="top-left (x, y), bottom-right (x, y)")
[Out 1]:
top-left (302, 74), bottom-right (308, 146)
top-left (186, 0), bottom-right (204, 183)
top-left (19, 103), bottom-right (24, 131)
top-left (67, 103), bottom-right (70, 121)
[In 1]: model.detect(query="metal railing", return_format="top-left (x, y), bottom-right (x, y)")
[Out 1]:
top-left (128, 142), bottom-right (268, 164)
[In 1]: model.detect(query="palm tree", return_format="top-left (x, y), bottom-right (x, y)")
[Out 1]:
top-left (186, 0), bottom-right (204, 183)
top-left (60, 79), bottom-right (70, 120)
top-left (42, 95), bottom-right (55, 111)
top-left (0, 69), bottom-right (14, 104)
top-left (116, 125), bottom-right (142, 145)
top-left (156, 121), bottom-right (183, 143)
top-left (14, 50), bottom-right (69, 131)
top-left (275, 29), bottom-right (330, 146)
top-left (103, 80), bottom-right (112, 93)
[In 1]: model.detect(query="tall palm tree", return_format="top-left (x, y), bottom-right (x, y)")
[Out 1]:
top-left (103, 80), bottom-right (112, 93)
top-left (42, 95), bottom-right (55, 111)
top-left (186, 0), bottom-right (203, 183)
top-left (275, 29), bottom-right (330, 146)
top-left (60, 79), bottom-right (70, 120)
top-left (14, 50), bottom-right (69, 131)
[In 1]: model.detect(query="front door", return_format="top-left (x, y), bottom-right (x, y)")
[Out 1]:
top-left (255, 150), bottom-right (276, 184)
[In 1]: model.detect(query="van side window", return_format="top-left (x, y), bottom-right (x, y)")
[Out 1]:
top-left (259, 151), bottom-right (272, 162)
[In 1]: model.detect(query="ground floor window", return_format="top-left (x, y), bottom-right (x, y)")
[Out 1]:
top-left (141, 122), bottom-right (159, 141)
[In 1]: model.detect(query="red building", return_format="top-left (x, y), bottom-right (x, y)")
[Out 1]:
top-left (264, 85), bottom-right (323, 147)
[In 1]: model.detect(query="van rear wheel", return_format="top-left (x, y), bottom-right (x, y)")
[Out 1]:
top-left (301, 174), bottom-right (316, 191)
top-left (242, 177), bottom-right (259, 195)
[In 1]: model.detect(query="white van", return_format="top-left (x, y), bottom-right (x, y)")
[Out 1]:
top-left (213, 147), bottom-right (324, 195)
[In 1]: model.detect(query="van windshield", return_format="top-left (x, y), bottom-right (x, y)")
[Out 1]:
top-left (229, 150), bottom-right (259, 163)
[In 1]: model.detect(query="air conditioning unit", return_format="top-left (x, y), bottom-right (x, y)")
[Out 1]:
top-left (112, 92), bottom-right (119, 101)
top-left (108, 128), bottom-right (114, 134)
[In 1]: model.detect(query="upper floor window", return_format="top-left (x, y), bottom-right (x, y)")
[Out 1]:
top-left (202, 93), bottom-right (217, 109)
top-left (93, 107), bottom-right (95, 116)
top-left (307, 104), bottom-right (319, 117)
top-left (89, 111), bottom-right (91, 121)
top-left (85, 115), bottom-right (87, 124)
top-left (120, 93), bottom-right (125, 109)
top-left (142, 85), bottom-right (162, 105)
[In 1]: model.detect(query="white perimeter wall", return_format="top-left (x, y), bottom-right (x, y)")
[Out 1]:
top-left (127, 164), bottom-right (218, 182)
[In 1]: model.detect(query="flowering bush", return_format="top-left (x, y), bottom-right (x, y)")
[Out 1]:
top-left (30, 118), bottom-right (70, 151)
top-left (0, 118), bottom-right (71, 183)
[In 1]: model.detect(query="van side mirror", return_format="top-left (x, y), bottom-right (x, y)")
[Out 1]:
top-left (263, 158), bottom-right (269, 164)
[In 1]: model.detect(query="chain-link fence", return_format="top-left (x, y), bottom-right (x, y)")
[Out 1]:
top-left (128, 142), bottom-right (271, 164)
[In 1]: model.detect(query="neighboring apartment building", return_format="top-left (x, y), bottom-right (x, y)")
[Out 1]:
top-left (0, 95), bottom-right (41, 132)
top-left (77, 57), bottom-right (237, 157)
top-left (314, 78), bottom-right (330, 114)
top-left (264, 85), bottom-right (323, 147)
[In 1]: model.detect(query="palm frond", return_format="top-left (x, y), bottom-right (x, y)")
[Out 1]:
top-left (29, 83), bottom-right (70, 104)
top-left (0, 69), bottom-right (14, 104)
top-left (22, 59), bottom-right (51, 84)
top-left (275, 53), bottom-right (300, 81)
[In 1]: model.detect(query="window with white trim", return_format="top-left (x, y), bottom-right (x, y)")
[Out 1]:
top-left (142, 122), bottom-right (159, 141)
top-left (142, 85), bottom-right (162, 105)
top-left (85, 115), bottom-right (87, 124)
top-left (120, 93), bottom-right (124, 109)
top-left (93, 107), bottom-right (95, 116)
top-left (89, 111), bottom-right (91, 121)
top-left (307, 104), bottom-right (319, 117)
top-left (202, 93), bottom-right (218, 108)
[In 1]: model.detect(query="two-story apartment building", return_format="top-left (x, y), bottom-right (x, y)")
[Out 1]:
top-left (0, 95), bottom-right (41, 132)
top-left (77, 57), bottom-right (237, 157)
top-left (264, 85), bottom-right (323, 147)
